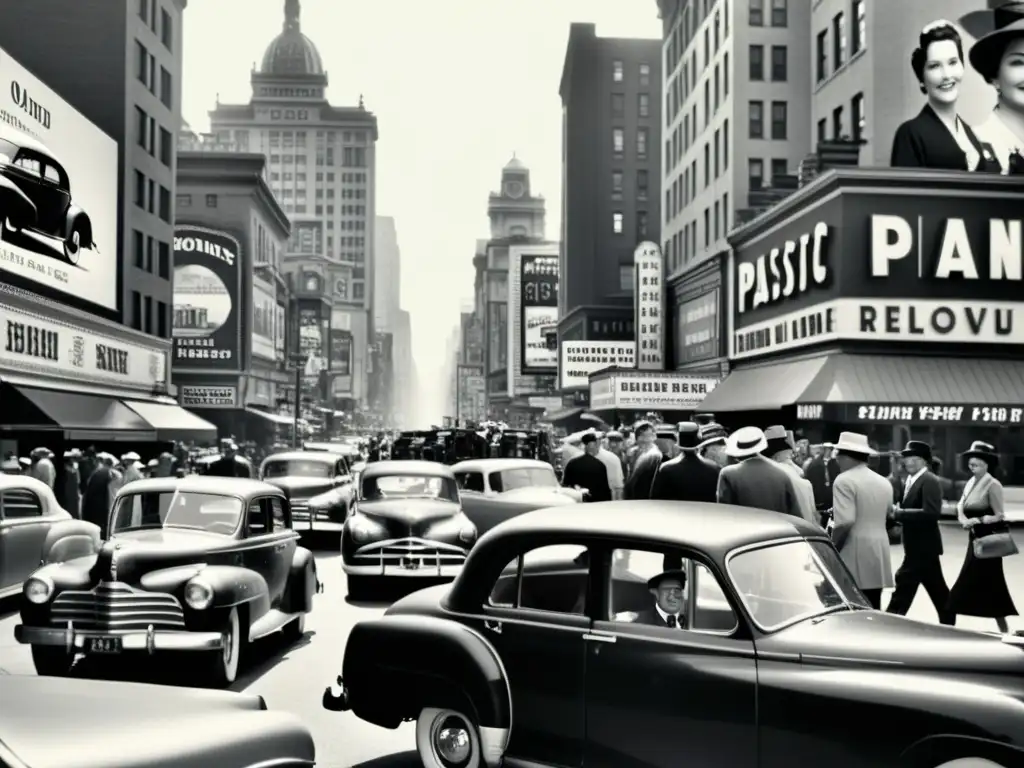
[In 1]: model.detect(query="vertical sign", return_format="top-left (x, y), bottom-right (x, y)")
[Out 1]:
top-left (299, 308), bottom-right (326, 390)
top-left (520, 254), bottom-right (559, 371)
top-left (634, 241), bottom-right (665, 370)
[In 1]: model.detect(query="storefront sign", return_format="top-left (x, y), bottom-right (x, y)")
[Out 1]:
top-left (559, 341), bottom-right (636, 389)
top-left (180, 385), bottom-right (237, 408)
top-left (518, 253), bottom-right (559, 371)
top-left (251, 280), bottom-right (276, 362)
top-left (796, 403), bottom-right (824, 421)
top-left (0, 303), bottom-right (166, 391)
top-left (173, 226), bottom-right (244, 371)
top-left (675, 290), bottom-right (720, 365)
top-left (735, 222), bottom-right (830, 315)
top-left (528, 396), bottom-right (561, 410)
top-left (330, 329), bottom-right (352, 375)
top-left (846, 403), bottom-right (1024, 425)
top-left (589, 372), bottom-right (719, 410)
top-left (634, 242), bottom-right (665, 369)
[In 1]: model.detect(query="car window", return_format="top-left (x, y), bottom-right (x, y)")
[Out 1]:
top-left (268, 497), bottom-right (287, 531)
top-left (42, 164), bottom-right (60, 184)
top-left (247, 499), bottom-right (267, 535)
top-left (263, 459), bottom-right (332, 479)
top-left (111, 492), bottom-right (241, 534)
top-left (488, 544), bottom-right (588, 615)
top-left (1, 489), bottom-right (43, 519)
top-left (455, 472), bottom-right (485, 493)
top-left (14, 155), bottom-right (41, 176)
top-left (492, 468), bottom-right (557, 492)
top-left (336, 458), bottom-right (350, 476)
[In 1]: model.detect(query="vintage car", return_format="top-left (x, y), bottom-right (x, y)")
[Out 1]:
top-left (325, 500), bottom-right (1024, 768)
top-left (15, 476), bottom-right (317, 687)
top-left (260, 450), bottom-right (355, 534)
top-left (452, 458), bottom-right (581, 535)
top-left (0, 475), bottom-right (100, 600)
top-left (0, 675), bottom-right (315, 768)
top-left (0, 129), bottom-right (97, 264)
top-left (342, 460), bottom-right (477, 598)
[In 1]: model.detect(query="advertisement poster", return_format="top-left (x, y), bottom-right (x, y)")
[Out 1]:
top-left (252, 281), bottom-right (275, 361)
top-left (274, 302), bottom-right (286, 360)
top-left (457, 364), bottom-right (485, 424)
top-left (180, 385), bottom-right (238, 409)
top-left (520, 254), bottom-right (559, 370)
top-left (172, 226), bottom-right (242, 371)
top-left (589, 372), bottom-right (719, 410)
top-left (299, 308), bottom-right (326, 385)
top-left (634, 241), bottom-right (665, 370)
top-left (559, 341), bottom-right (637, 389)
top-left (0, 47), bottom-right (118, 310)
top-left (330, 328), bottom-right (352, 375)
top-left (675, 290), bottom-right (719, 365)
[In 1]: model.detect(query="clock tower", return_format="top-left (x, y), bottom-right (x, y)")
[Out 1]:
top-left (488, 155), bottom-right (546, 239)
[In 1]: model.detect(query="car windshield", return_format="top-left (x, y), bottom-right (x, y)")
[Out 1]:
top-left (490, 468), bottom-right (557, 492)
top-left (361, 474), bottom-right (458, 502)
top-left (262, 459), bottom-right (332, 479)
top-left (110, 491), bottom-right (243, 535)
top-left (727, 539), bottom-right (871, 632)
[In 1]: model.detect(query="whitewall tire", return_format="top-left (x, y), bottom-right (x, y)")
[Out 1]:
top-left (415, 707), bottom-right (481, 768)
top-left (205, 606), bottom-right (242, 687)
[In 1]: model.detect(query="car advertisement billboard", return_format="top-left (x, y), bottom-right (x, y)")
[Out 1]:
top-left (0, 47), bottom-right (118, 311)
top-left (172, 226), bottom-right (243, 372)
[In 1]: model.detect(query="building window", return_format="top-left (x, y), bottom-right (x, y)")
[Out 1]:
top-left (817, 118), bottom-right (827, 144)
top-left (833, 13), bottom-right (846, 70)
top-left (771, 0), bottom-right (787, 27)
top-left (714, 129), bottom-right (721, 177)
top-left (704, 142), bottom-right (711, 187)
top-left (135, 107), bottom-right (146, 148)
top-left (771, 45), bottom-right (788, 81)
top-left (134, 40), bottom-right (147, 84)
top-left (749, 101), bottom-right (764, 139)
top-left (749, 45), bottom-right (764, 80)
top-left (637, 128), bottom-right (649, 158)
top-left (612, 128), bottom-right (624, 155)
top-left (176, 193), bottom-right (191, 207)
top-left (722, 191), bottom-right (729, 234)
top-left (704, 208), bottom-right (711, 248)
top-left (159, 127), bottom-right (172, 166)
top-left (639, 63), bottom-right (651, 86)
top-left (724, 52), bottom-right (729, 96)
top-left (749, 0), bottom-right (764, 26)
top-left (158, 186), bottom-right (171, 222)
top-left (158, 241), bottom-right (170, 279)
top-left (852, 91), bottom-right (865, 141)
top-left (749, 158), bottom-right (764, 190)
top-left (816, 30), bottom-right (828, 82)
top-left (613, 212), bottom-right (624, 234)
top-left (132, 230), bottom-right (144, 268)
top-left (354, 283), bottom-right (365, 300)
top-left (157, 301), bottom-right (168, 338)
top-left (144, 295), bottom-right (153, 335)
top-left (206, 194), bottom-right (218, 208)
top-left (771, 158), bottom-right (788, 182)
top-left (637, 169), bottom-right (648, 200)
top-left (714, 201), bottom-right (720, 240)
top-left (619, 264), bottom-right (633, 292)
top-left (638, 93), bottom-right (650, 117)
top-left (160, 8), bottom-right (172, 50)
top-left (138, 0), bottom-right (148, 22)
top-left (611, 93), bottom-right (625, 117)
top-left (833, 105), bottom-right (844, 139)
top-left (160, 66), bottom-right (172, 109)
top-left (852, 0), bottom-right (866, 54)
top-left (131, 291), bottom-right (142, 330)
top-left (723, 118), bottom-right (730, 169)
top-left (612, 170), bottom-right (624, 199)
top-left (145, 235), bottom-right (154, 272)
top-left (134, 171), bottom-right (145, 208)
top-left (613, 60), bottom-right (623, 82)
top-left (637, 211), bottom-right (648, 239)
top-left (771, 101), bottom-right (787, 139)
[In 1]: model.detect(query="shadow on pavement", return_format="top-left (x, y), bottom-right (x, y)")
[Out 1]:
top-left (344, 578), bottom-right (452, 609)
top-left (350, 751), bottom-right (420, 768)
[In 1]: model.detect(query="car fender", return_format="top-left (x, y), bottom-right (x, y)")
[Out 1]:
top-left (64, 206), bottom-right (93, 246)
top-left (899, 735), bottom-right (1024, 767)
top-left (342, 614), bottom-right (511, 733)
top-left (40, 519), bottom-right (101, 564)
top-left (284, 546), bottom-right (317, 613)
top-left (141, 563), bottom-right (269, 612)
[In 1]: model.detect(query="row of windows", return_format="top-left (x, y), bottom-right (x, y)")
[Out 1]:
top-left (665, 52), bottom-right (728, 175)
top-left (137, 0), bottom-right (174, 52)
top-left (816, 0), bottom-right (867, 83)
top-left (611, 127), bottom-right (649, 159)
top-left (610, 210), bottom-right (650, 240)
top-left (129, 290), bottom-right (169, 339)
top-left (748, 157), bottom-right (791, 190)
top-left (133, 170), bottom-right (172, 223)
top-left (816, 91), bottom-right (866, 144)
top-left (134, 106), bottom-right (173, 167)
top-left (611, 92), bottom-right (652, 119)
top-left (667, 119), bottom-right (729, 223)
top-left (665, 190), bottom-right (729, 274)
top-left (749, 44), bottom-right (788, 82)
top-left (611, 60), bottom-right (652, 86)
top-left (267, 149), bottom-right (369, 168)
top-left (749, 100), bottom-right (788, 141)
top-left (610, 169), bottom-right (649, 202)
top-left (665, 0), bottom-right (728, 83)
top-left (265, 129), bottom-right (369, 146)
top-left (131, 230), bottom-right (171, 280)
top-left (134, 39), bottom-right (173, 111)
top-left (176, 193), bottom-right (218, 209)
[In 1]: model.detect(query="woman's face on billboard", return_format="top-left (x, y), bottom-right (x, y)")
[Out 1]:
top-left (923, 39), bottom-right (963, 105)
top-left (996, 38), bottom-right (1024, 112)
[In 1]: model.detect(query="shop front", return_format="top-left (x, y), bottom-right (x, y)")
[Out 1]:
top-left (695, 168), bottom-right (1024, 485)
top-left (669, 250), bottom-right (728, 376)
top-left (588, 369), bottom-right (720, 427)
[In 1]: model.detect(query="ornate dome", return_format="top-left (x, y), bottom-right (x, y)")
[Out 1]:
top-left (260, 0), bottom-right (324, 76)
top-left (504, 155), bottom-right (527, 171)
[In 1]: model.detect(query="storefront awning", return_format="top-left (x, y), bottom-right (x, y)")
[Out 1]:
top-left (245, 407), bottom-right (295, 426)
top-left (123, 401), bottom-right (218, 444)
top-left (5, 385), bottom-right (156, 442)
top-left (697, 356), bottom-right (833, 412)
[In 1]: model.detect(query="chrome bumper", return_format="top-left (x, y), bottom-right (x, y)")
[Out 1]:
top-left (343, 536), bottom-right (467, 578)
top-left (15, 622), bottom-right (223, 654)
top-left (342, 562), bottom-right (465, 578)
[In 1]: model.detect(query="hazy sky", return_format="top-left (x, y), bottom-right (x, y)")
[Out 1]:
top-left (181, 0), bottom-right (659, 414)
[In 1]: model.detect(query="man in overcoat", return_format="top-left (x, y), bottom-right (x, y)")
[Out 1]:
top-left (763, 426), bottom-right (818, 525)
top-left (717, 426), bottom-right (800, 516)
top-left (650, 422), bottom-right (720, 502)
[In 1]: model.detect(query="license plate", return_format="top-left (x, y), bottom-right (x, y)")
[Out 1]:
top-left (401, 557), bottom-right (421, 570)
top-left (86, 636), bottom-right (122, 654)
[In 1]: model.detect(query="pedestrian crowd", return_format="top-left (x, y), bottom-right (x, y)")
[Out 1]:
top-left (558, 420), bottom-right (1018, 632)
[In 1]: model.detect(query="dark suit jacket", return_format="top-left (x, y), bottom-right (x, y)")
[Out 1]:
top-left (718, 454), bottom-right (800, 517)
top-left (803, 456), bottom-right (835, 510)
top-left (891, 105), bottom-right (994, 170)
top-left (625, 448), bottom-right (666, 500)
top-left (634, 607), bottom-right (684, 628)
top-left (650, 453), bottom-right (720, 502)
top-left (896, 470), bottom-right (944, 558)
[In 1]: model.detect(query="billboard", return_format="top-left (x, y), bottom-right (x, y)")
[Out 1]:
top-left (675, 289), bottom-right (720, 365)
top-left (634, 241), bottom-right (665, 369)
top-left (509, 243), bottom-right (559, 394)
top-left (559, 341), bottom-right (636, 389)
top-left (252, 279), bottom-right (275, 361)
top-left (299, 308), bottom-right (327, 387)
top-left (330, 329), bottom-right (353, 375)
top-left (172, 226), bottom-right (243, 371)
top-left (0, 47), bottom-right (118, 310)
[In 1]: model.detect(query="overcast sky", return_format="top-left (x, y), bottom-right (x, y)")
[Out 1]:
top-left (182, 0), bottom-right (659, 417)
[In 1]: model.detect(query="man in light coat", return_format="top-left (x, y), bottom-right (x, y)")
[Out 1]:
top-left (830, 432), bottom-right (894, 609)
top-left (763, 426), bottom-right (819, 526)
top-left (717, 427), bottom-right (800, 517)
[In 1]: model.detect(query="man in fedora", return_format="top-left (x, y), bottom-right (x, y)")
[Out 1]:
top-left (886, 440), bottom-right (953, 624)
top-left (763, 426), bottom-right (818, 525)
top-left (717, 426), bottom-right (800, 516)
top-left (561, 432), bottom-right (612, 503)
top-left (651, 422), bottom-right (720, 502)
top-left (697, 423), bottom-right (729, 468)
top-left (830, 432), bottom-right (894, 609)
top-left (634, 569), bottom-right (688, 628)
top-left (626, 424), bottom-right (674, 500)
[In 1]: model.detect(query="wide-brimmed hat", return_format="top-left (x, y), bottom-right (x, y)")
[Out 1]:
top-left (676, 422), bottom-right (701, 450)
top-left (968, 3), bottom-right (1024, 81)
top-left (963, 440), bottom-right (999, 468)
top-left (121, 451), bottom-right (141, 462)
top-left (697, 423), bottom-right (728, 449)
top-left (900, 440), bottom-right (933, 462)
top-left (833, 431), bottom-right (876, 456)
top-left (763, 425), bottom-right (795, 455)
top-left (580, 432), bottom-right (599, 445)
top-left (725, 426), bottom-right (768, 458)
top-left (647, 569), bottom-right (687, 590)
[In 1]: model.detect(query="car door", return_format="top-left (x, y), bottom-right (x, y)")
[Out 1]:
top-left (262, 496), bottom-right (296, 604)
top-left (7, 153), bottom-right (45, 221)
top-left (479, 542), bottom-right (591, 768)
top-left (0, 488), bottom-right (50, 590)
top-left (583, 545), bottom-right (758, 768)
top-left (241, 497), bottom-right (277, 599)
top-left (37, 161), bottom-right (70, 234)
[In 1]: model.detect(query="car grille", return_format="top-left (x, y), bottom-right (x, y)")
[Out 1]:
top-left (292, 502), bottom-right (309, 520)
top-left (50, 582), bottom-right (185, 631)
top-left (353, 537), bottom-right (467, 569)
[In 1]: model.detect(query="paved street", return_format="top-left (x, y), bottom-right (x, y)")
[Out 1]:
top-left (1, 524), bottom-right (1023, 767)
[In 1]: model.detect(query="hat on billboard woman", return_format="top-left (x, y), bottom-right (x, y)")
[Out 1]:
top-left (967, 2), bottom-right (1024, 81)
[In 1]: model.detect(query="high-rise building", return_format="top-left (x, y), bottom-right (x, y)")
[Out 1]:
top-left (373, 216), bottom-right (401, 332)
top-left (657, 0), bottom-right (812, 277)
top-left (208, 0), bottom-right (378, 411)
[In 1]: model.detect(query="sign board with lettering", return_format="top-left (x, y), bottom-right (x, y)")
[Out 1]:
top-left (180, 386), bottom-right (238, 409)
top-left (589, 371), bottom-right (719, 410)
top-left (0, 46), bottom-right (118, 312)
top-left (559, 341), bottom-right (636, 389)
top-left (843, 403), bottom-right (1024, 426)
top-left (0, 302), bottom-right (166, 392)
top-left (675, 289), bottom-right (720, 365)
top-left (172, 226), bottom-right (244, 372)
top-left (509, 244), bottom-right (559, 395)
top-left (634, 242), bottom-right (665, 369)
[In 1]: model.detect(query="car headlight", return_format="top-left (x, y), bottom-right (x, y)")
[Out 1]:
top-left (457, 520), bottom-right (477, 543)
top-left (348, 515), bottom-right (381, 542)
top-left (184, 578), bottom-right (213, 610)
top-left (24, 575), bottom-right (53, 605)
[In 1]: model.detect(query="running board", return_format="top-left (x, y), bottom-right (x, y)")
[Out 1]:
top-left (249, 609), bottom-right (300, 641)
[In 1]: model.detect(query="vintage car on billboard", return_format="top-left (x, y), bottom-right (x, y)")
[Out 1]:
top-left (452, 458), bottom-right (581, 535)
top-left (260, 451), bottom-right (355, 534)
top-left (341, 460), bottom-right (477, 599)
top-left (324, 500), bottom-right (1024, 768)
top-left (14, 477), bottom-right (318, 687)
top-left (0, 675), bottom-right (315, 768)
top-left (0, 475), bottom-right (100, 600)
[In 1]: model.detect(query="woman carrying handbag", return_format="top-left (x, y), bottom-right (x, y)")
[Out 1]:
top-left (947, 441), bottom-right (1018, 632)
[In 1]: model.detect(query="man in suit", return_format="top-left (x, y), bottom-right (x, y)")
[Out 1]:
top-left (830, 432), bottom-right (894, 609)
top-left (763, 426), bottom-right (819, 525)
top-left (885, 440), bottom-right (954, 624)
top-left (561, 432), bottom-right (612, 503)
top-left (651, 422), bottom-right (720, 502)
top-left (626, 424), bottom-right (674, 500)
top-left (697, 423), bottom-right (729, 468)
top-left (717, 426), bottom-right (801, 516)
top-left (634, 569), bottom-right (688, 628)
top-left (804, 444), bottom-right (838, 517)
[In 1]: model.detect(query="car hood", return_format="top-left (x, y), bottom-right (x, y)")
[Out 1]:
top-left (763, 609), bottom-right (1024, 672)
top-left (498, 487), bottom-right (579, 505)
top-left (356, 498), bottom-right (462, 526)
top-left (263, 476), bottom-right (336, 497)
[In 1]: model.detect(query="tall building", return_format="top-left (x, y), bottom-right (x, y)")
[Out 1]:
top-left (658, 0), bottom-right (812, 278)
top-left (208, 0), bottom-right (378, 412)
top-left (373, 216), bottom-right (401, 331)
top-left (557, 23), bottom-right (662, 351)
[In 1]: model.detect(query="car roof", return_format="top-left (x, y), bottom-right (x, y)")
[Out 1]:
top-left (360, 460), bottom-right (455, 479)
top-left (451, 458), bottom-right (552, 473)
top-left (262, 451), bottom-right (338, 464)
top-left (0, 126), bottom-right (62, 167)
top-left (115, 476), bottom-right (285, 498)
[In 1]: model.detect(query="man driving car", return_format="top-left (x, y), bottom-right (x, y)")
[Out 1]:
top-left (634, 569), bottom-right (688, 628)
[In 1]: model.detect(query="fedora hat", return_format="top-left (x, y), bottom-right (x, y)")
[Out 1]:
top-left (697, 422), bottom-right (728, 449)
top-left (647, 569), bottom-right (687, 590)
top-left (899, 440), bottom-right (933, 462)
top-left (763, 425), bottom-right (795, 455)
top-left (969, 3), bottom-right (1024, 81)
top-left (833, 431), bottom-right (876, 456)
top-left (962, 440), bottom-right (999, 468)
top-left (655, 425), bottom-right (678, 440)
top-left (675, 422), bottom-right (701, 450)
top-left (725, 426), bottom-right (768, 458)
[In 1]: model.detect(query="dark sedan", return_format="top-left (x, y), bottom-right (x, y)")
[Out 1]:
top-left (260, 451), bottom-right (355, 534)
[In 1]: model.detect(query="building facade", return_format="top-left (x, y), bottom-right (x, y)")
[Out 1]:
top-left (372, 215), bottom-right (407, 421)
top-left (207, 0), bottom-right (378, 412)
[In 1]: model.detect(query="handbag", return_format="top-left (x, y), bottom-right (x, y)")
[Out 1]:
top-left (973, 528), bottom-right (1020, 559)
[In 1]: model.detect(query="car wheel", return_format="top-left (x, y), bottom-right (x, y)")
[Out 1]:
top-left (283, 613), bottom-right (306, 642)
top-left (63, 223), bottom-right (85, 265)
top-left (31, 646), bottom-right (74, 677)
top-left (202, 606), bottom-right (244, 687)
top-left (415, 707), bottom-right (482, 768)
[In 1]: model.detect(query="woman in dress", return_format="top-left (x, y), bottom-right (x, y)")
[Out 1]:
top-left (891, 21), bottom-right (998, 170)
top-left (947, 441), bottom-right (1017, 631)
